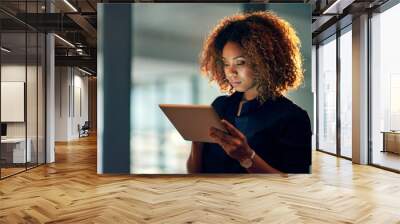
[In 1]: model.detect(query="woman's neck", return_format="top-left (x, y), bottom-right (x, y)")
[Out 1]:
top-left (243, 87), bottom-right (258, 101)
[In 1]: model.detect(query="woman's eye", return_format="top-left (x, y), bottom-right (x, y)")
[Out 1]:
top-left (236, 60), bottom-right (245, 65)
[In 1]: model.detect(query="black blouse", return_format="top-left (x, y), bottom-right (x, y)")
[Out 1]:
top-left (201, 91), bottom-right (312, 173)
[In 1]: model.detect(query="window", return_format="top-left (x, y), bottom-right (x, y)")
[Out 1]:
top-left (339, 28), bottom-right (352, 158)
top-left (317, 35), bottom-right (337, 154)
top-left (371, 3), bottom-right (400, 171)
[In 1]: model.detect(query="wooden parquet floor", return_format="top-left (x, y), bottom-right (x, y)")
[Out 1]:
top-left (1, 135), bottom-right (400, 224)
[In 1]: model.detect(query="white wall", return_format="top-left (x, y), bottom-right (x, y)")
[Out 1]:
top-left (55, 66), bottom-right (69, 141)
top-left (55, 67), bottom-right (89, 141)
top-left (1, 65), bottom-right (27, 140)
top-left (1, 64), bottom-right (46, 163)
top-left (71, 72), bottom-right (89, 138)
top-left (1, 65), bottom-right (41, 137)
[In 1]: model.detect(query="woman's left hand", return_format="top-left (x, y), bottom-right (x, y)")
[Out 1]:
top-left (209, 119), bottom-right (254, 162)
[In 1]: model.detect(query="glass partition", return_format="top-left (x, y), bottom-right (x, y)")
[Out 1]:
top-left (317, 35), bottom-right (337, 155)
top-left (371, 3), bottom-right (400, 171)
top-left (0, 1), bottom-right (46, 179)
top-left (339, 27), bottom-right (352, 158)
top-left (1, 30), bottom-right (28, 177)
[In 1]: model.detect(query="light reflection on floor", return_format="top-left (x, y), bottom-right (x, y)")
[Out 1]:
top-left (372, 150), bottom-right (400, 171)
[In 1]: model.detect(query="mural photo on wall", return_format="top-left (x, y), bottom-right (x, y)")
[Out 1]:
top-left (100, 3), bottom-right (312, 174)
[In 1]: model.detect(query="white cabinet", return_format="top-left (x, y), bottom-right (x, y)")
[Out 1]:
top-left (1, 138), bottom-right (32, 163)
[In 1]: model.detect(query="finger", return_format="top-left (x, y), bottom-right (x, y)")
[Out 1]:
top-left (210, 128), bottom-right (240, 146)
top-left (210, 129), bottom-right (236, 144)
top-left (209, 128), bottom-right (224, 144)
top-left (209, 134), bottom-right (233, 150)
top-left (210, 134), bottom-right (223, 145)
top-left (209, 126), bottom-right (228, 136)
top-left (221, 120), bottom-right (245, 139)
top-left (209, 133), bottom-right (243, 158)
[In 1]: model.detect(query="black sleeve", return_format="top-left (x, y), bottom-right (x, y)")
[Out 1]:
top-left (211, 95), bottom-right (228, 118)
top-left (275, 110), bottom-right (312, 174)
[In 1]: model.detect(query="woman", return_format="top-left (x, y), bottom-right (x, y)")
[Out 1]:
top-left (187, 11), bottom-right (311, 174)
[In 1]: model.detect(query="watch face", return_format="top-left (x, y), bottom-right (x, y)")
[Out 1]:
top-left (241, 159), bottom-right (252, 168)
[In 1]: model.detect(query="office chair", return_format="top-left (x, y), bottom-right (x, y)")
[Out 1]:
top-left (79, 121), bottom-right (90, 138)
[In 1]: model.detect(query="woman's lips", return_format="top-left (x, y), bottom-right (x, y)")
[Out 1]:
top-left (230, 81), bottom-right (241, 86)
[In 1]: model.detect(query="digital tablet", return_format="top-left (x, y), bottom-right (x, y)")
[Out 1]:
top-left (159, 104), bottom-right (227, 143)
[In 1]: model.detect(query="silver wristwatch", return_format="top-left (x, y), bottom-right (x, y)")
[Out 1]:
top-left (240, 150), bottom-right (256, 169)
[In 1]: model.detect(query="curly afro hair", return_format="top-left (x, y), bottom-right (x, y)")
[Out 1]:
top-left (200, 11), bottom-right (303, 103)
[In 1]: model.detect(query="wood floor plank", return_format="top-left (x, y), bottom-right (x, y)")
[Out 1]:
top-left (0, 135), bottom-right (400, 223)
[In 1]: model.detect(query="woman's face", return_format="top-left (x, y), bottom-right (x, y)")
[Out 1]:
top-left (222, 41), bottom-right (257, 94)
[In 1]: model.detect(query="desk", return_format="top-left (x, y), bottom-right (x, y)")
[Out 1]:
top-left (1, 138), bottom-right (31, 163)
top-left (381, 131), bottom-right (400, 154)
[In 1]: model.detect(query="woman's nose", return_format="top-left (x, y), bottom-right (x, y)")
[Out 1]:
top-left (225, 65), bottom-right (237, 77)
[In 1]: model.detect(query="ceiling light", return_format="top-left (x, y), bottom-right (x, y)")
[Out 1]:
top-left (322, 0), bottom-right (342, 15)
top-left (1, 47), bottom-right (11, 53)
top-left (322, 0), bottom-right (355, 15)
top-left (54, 34), bottom-right (75, 48)
top-left (63, 0), bottom-right (78, 12)
top-left (78, 67), bottom-right (92, 76)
